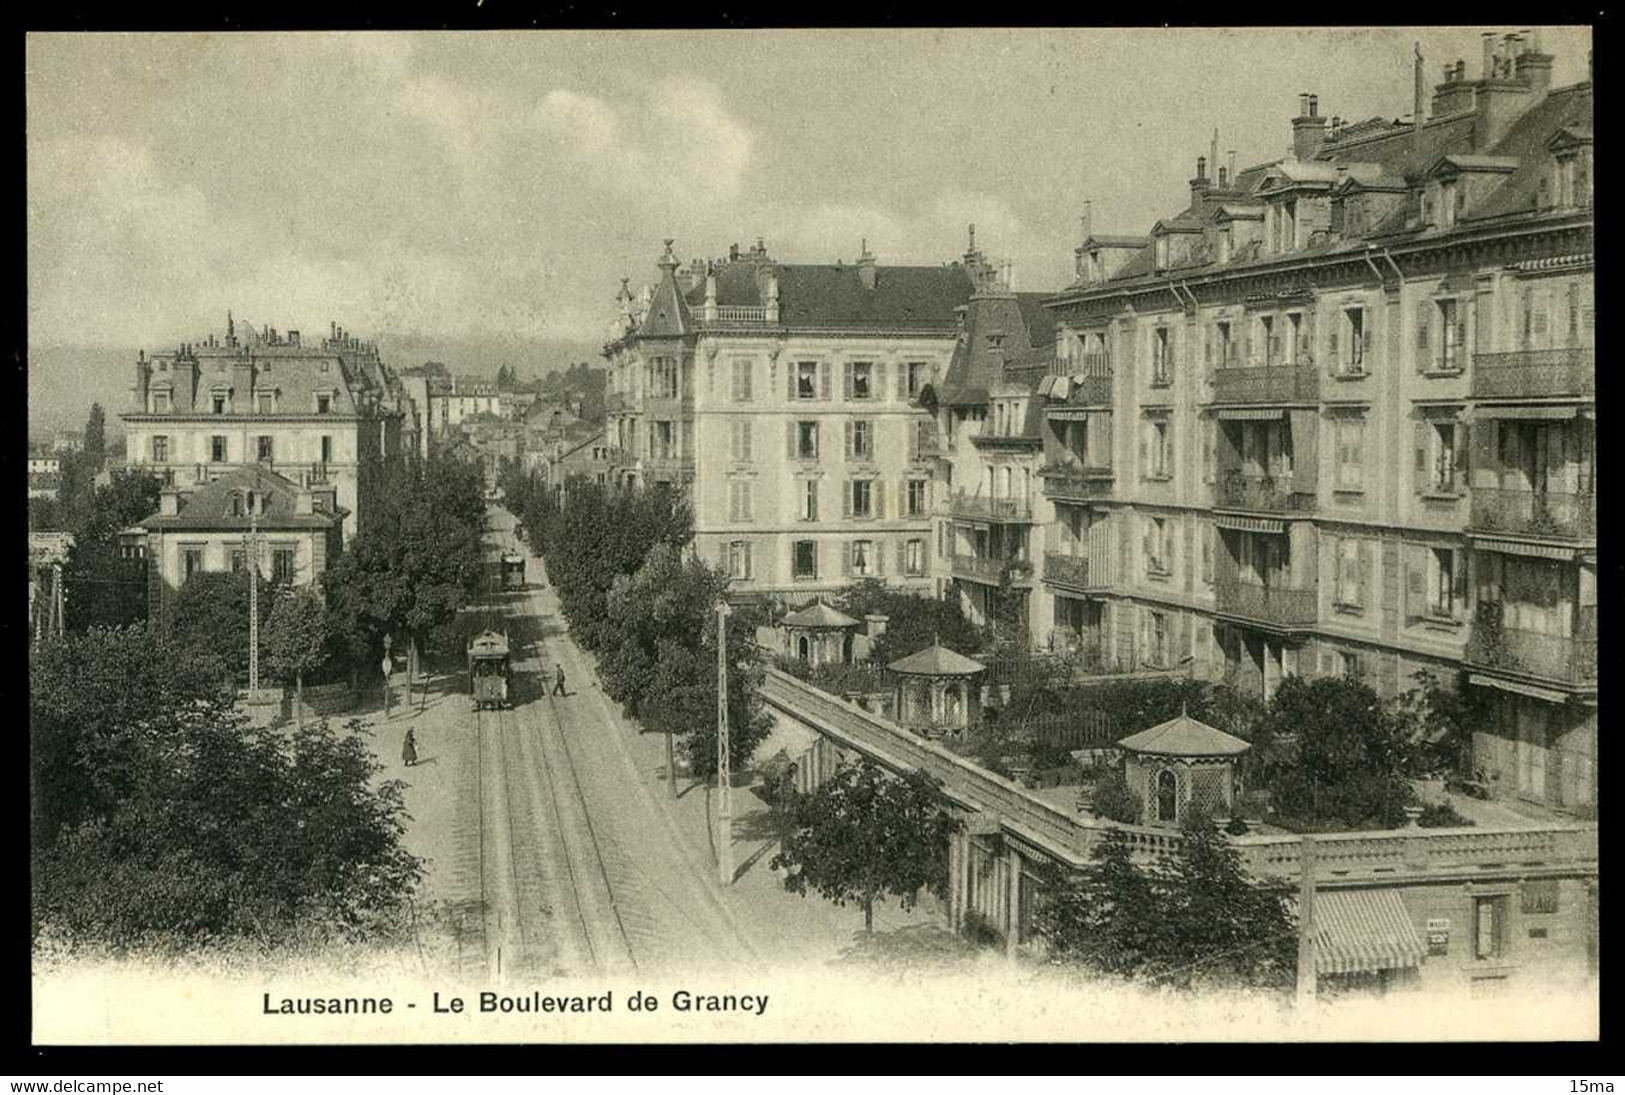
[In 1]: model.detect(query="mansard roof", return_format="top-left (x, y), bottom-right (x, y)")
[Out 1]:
top-left (680, 259), bottom-right (973, 331)
top-left (140, 465), bottom-right (341, 532)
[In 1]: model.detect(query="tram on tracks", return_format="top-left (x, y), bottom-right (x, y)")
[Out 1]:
top-left (468, 628), bottom-right (512, 710)
top-left (501, 552), bottom-right (526, 591)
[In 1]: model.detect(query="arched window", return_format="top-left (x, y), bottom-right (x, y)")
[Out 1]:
top-left (797, 635), bottom-right (811, 662)
top-left (1157, 768), bottom-right (1179, 823)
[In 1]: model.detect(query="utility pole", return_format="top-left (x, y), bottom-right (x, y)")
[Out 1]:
top-left (1296, 836), bottom-right (1317, 1006)
top-left (715, 600), bottom-right (733, 887)
top-left (247, 502), bottom-right (260, 693)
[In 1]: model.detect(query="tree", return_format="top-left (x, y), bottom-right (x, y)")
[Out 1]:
top-left (168, 570), bottom-right (277, 682)
top-left (1259, 675), bottom-right (1415, 831)
top-left (61, 468), bottom-right (163, 632)
top-left (83, 403), bottom-right (106, 472)
top-left (30, 624), bottom-right (232, 850)
top-left (33, 703), bottom-right (422, 953)
top-left (264, 587), bottom-right (334, 728)
top-left (830, 580), bottom-right (984, 666)
top-left (770, 761), bottom-right (960, 932)
top-left (1034, 813), bottom-right (1295, 991)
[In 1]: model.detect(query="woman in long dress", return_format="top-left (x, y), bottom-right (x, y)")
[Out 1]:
top-left (402, 728), bottom-right (418, 768)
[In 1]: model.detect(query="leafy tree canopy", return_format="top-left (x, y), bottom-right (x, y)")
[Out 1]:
top-left (829, 580), bottom-right (984, 666)
top-left (770, 761), bottom-right (959, 932)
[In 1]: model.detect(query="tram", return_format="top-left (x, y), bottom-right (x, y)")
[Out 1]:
top-left (501, 552), bottom-right (527, 591)
top-left (467, 629), bottom-right (512, 710)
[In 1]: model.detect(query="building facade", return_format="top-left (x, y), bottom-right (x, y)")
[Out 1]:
top-left (1036, 34), bottom-right (1593, 813)
top-left (137, 465), bottom-right (345, 628)
top-left (603, 239), bottom-right (969, 600)
top-left (123, 317), bottom-right (408, 541)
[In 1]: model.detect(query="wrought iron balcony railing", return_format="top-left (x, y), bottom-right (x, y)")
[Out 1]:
top-left (1466, 605), bottom-right (1598, 687)
top-left (1210, 363), bottom-right (1320, 403)
top-left (1214, 578), bottom-right (1318, 629)
top-left (950, 492), bottom-right (1035, 521)
top-left (1215, 471), bottom-right (1316, 514)
top-left (1042, 550), bottom-right (1117, 591)
top-left (1470, 348), bottom-right (1595, 400)
top-left (951, 554), bottom-right (1035, 584)
top-left (1040, 462), bottom-right (1115, 502)
top-left (1468, 488), bottom-right (1596, 541)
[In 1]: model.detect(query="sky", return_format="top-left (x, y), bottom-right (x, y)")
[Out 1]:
top-left (26, 27), bottom-right (1592, 369)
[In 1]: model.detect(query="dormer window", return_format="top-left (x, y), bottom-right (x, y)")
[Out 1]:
top-left (149, 391), bottom-right (171, 414)
top-left (256, 391), bottom-right (275, 414)
top-left (212, 394), bottom-right (227, 415)
top-left (316, 393), bottom-right (332, 414)
top-left (1554, 153), bottom-right (1589, 209)
top-left (1217, 228), bottom-right (1232, 264)
top-left (1420, 190), bottom-right (1434, 226)
top-left (1154, 237), bottom-right (1170, 271)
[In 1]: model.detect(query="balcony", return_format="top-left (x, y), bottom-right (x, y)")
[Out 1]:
top-left (1040, 463), bottom-right (1115, 503)
top-left (1214, 578), bottom-right (1318, 632)
top-left (1042, 550), bottom-right (1116, 593)
top-left (1210, 363), bottom-right (1320, 404)
top-left (1215, 471), bottom-right (1316, 514)
top-left (950, 492), bottom-right (1035, 523)
top-left (1466, 606), bottom-right (1597, 689)
top-left (604, 393), bottom-right (629, 414)
top-left (1030, 352), bottom-right (1114, 406)
top-left (1468, 488), bottom-right (1596, 542)
top-left (691, 305), bottom-right (772, 327)
top-left (1471, 348), bottom-right (1595, 400)
top-left (951, 554), bottom-right (1035, 586)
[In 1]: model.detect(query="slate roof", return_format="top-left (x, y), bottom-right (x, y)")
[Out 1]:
top-left (887, 643), bottom-right (986, 677)
top-left (782, 600), bottom-right (860, 629)
top-left (1118, 712), bottom-right (1251, 757)
top-left (145, 344), bottom-right (364, 416)
top-left (139, 465), bottom-right (341, 532)
top-left (1466, 81), bottom-right (1593, 222)
top-left (1083, 234), bottom-right (1151, 249)
top-left (939, 288), bottom-right (1062, 407)
top-left (680, 260), bottom-right (974, 330)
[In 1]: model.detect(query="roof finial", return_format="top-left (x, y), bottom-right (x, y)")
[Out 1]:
top-left (1181, 700), bottom-right (1189, 718)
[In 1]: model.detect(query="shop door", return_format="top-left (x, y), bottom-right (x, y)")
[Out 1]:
top-left (1515, 700), bottom-right (1551, 803)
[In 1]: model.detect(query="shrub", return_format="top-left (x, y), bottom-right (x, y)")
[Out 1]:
top-left (1225, 816), bottom-right (1250, 836)
top-left (1417, 802), bottom-right (1475, 829)
top-left (1091, 769), bottom-right (1142, 824)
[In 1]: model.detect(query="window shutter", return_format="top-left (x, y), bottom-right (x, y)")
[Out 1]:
top-left (719, 541), bottom-right (729, 570)
top-left (843, 362), bottom-right (854, 400)
top-left (820, 361), bottom-right (832, 400)
top-left (874, 538), bottom-right (886, 575)
top-left (730, 422), bottom-right (740, 462)
top-left (1357, 539), bottom-right (1371, 608)
top-left (1403, 545), bottom-right (1427, 624)
top-left (1138, 421), bottom-right (1149, 476)
top-left (896, 539), bottom-right (907, 575)
top-left (1327, 320), bottom-right (1340, 371)
top-left (744, 482), bottom-right (754, 521)
top-left (788, 364), bottom-right (797, 401)
top-left (875, 361), bottom-right (888, 399)
top-left (1166, 424), bottom-right (1175, 476)
top-left (1453, 422), bottom-right (1468, 486)
top-left (1361, 323), bottom-right (1373, 360)
top-left (744, 542), bottom-right (753, 579)
top-left (1205, 327), bottom-right (1213, 367)
top-left (1452, 548), bottom-right (1468, 609)
top-left (842, 541), bottom-right (853, 576)
top-left (1302, 312), bottom-right (1316, 364)
top-left (842, 481), bottom-right (853, 518)
top-left (1458, 298), bottom-right (1473, 365)
top-left (869, 420), bottom-right (880, 463)
top-left (1239, 321), bottom-right (1252, 366)
top-left (787, 421), bottom-right (796, 459)
top-left (1416, 300), bottom-right (1431, 362)
top-left (874, 478), bottom-right (886, 519)
top-left (743, 361), bottom-right (753, 401)
top-left (741, 422), bottom-right (752, 462)
top-left (1414, 424), bottom-right (1429, 493)
top-left (843, 420), bottom-right (854, 460)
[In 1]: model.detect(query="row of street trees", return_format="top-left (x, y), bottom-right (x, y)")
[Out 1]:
top-left (501, 468), bottom-right (768, 777)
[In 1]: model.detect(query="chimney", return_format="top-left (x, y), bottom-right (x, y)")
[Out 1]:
top-left (729, 242), bottom-right (740, 261)
top-left (704, 266), bottom-right (719, 321)
top-left (1218, 164), bottom-right (1228, 187)
top-left (1414, 41), bottom-right (1426, 154)
top-left (1473, 38), bottom-right (1537, 150)
top-left (159, 485), bottom-right (182, 517)
top-left (1482, 32), bottom-right (1497, 79)
top-left (295, 488), bottom-right (315, 516)
top-left (1209, 127), bottom-right (1219, 181)
top-left (765, 269), bottom-right (780, 324)
top-left (1293, 90), bottom-right (1329, 160)
top-left (1080, 202), bottom-right (1092, 244)
top-left (1514, 30), bottom-right (1555, 96)
top-left (1227, 149), bottom-right (1237, 182)
top-left (1191, 155), bottom-right (1210, 203)
top-left (857, 239), bottom-right (878, 290)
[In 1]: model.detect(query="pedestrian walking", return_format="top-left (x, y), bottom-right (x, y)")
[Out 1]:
top-left (402, 728), bottom-right (418, 768)
top-left (552, 663), bottom-right (567, 697)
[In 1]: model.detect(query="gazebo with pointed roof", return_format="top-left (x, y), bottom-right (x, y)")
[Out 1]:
top-left (887, 641), bottom-right (986, 739)
top-left (781, 598), bottom-right (860, 667)
top-left (1117, 706), bottom-right (1251, 828)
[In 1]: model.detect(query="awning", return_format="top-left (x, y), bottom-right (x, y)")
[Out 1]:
top-left (1468, 536), bottom-right (1581, 561)
top-left (1473, 404), bottom-right (1581, 420)
top-left (1215, 407), bottom-right (1287, 421)
top-left (1047, 408), bottom-right (1091, 421)
top-left (1214, 514), bottom-right (1286, 534)
top-left (1467, 673), bottom-right (1572, 704)
top-left (1313, 889), bottom-right (1426, 976)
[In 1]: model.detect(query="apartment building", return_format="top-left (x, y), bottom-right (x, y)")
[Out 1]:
top-left (602, 238), bottom-right (969, 599)
top-left (1038, 33), bottom-right (1593, 813)
top-left (931, 237), bottom-right (1060, 639)
top-left (124, 317), bottom-right (408, 541)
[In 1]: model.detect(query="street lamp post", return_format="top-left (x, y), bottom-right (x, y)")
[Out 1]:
top-left (715, 601), bottom-right (733, 887)
top-left (382, 632), bottom-right (394, 718)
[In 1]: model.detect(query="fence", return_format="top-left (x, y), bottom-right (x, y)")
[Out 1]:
top-left (1002, 710), bottom-right (1119, 750)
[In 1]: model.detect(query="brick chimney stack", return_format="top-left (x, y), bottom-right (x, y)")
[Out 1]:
top-left (1292, 91), bottom-right (1328, 160)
